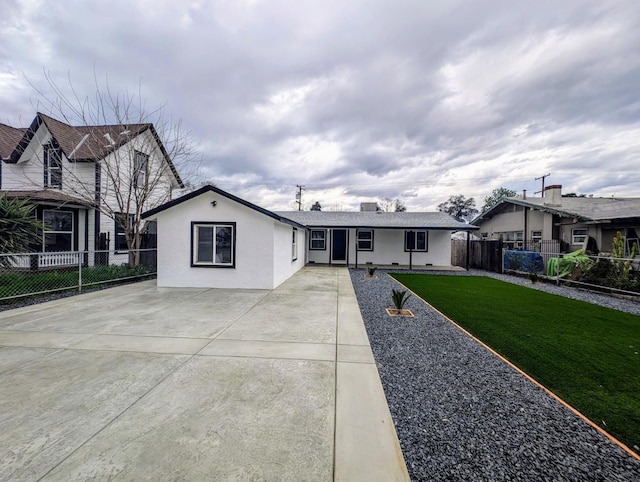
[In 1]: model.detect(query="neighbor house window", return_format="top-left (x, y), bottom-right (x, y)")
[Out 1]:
top-left (292, 228), bottom-right (298, 261)
top-left (531, 230), bottom-right (542, 243)
top-left (405, 230), bottom-right (428, 252)
top-left (192, 222), bottom-right (235, 267)
top-left (310, 229), bottom-right (326, 250)
top-left (133, 151), bottom-right (149, 188)
top-left (356, 229), bottom-right (374, 251)
top-left (572, 228), bottom-right (588, 245)
top-left (44, 145), bottom-right (62, 188)
top-left (43, 210), bottom-right (73, 252)
top-left (481, 232), bottom-right (489, 240)
top-left (115, 213), bottom-right (135, 251)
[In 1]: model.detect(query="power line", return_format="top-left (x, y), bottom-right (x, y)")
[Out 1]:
top-left (534, 173), bottom-right (551, 196)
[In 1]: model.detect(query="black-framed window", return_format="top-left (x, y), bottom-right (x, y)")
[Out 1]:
top-left (133, 151), bottom-right (149, 188)
top-left (292, 228), bottom-right (298, 261)
top-left (404, 230), bottom-right (428, 252)
top-left (192, 222), bottom-right (236, 267)
top-left (115, 213), bottom-right (135, 251)
top-left (356, 229), bottom-right (374, 251)
top-left (310, 229), bottom-right (327, 250)
top-left (44, 145), bottom-right (62, 188)
top-left (572, 228), bottom-right (587, 245)
top-left (43, 209), bottom-right (73, 252)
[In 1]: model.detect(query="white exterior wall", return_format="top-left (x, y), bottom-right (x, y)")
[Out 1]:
top-left (307, 228), bottom-right (453, 266)
top-left (155, 191), bottom-right (283, 289)
top-left (272, 224), bottom-right (306, 288)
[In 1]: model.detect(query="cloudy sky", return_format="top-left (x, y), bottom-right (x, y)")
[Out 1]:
top-left (2, 0), bottom-right (639, 211)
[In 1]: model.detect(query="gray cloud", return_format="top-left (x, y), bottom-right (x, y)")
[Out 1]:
top-left (1, 0), bottom-right (640, 210)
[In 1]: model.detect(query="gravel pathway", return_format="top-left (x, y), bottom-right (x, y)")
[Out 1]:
top-left (350, 269), bottom-right (640, 481)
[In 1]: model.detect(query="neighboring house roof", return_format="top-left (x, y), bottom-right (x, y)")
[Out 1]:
top-left (141, 185), bottom-right (307, 229)
top-left (1, 189), bottom-right (92, 207)
top-left (0, 123), bottom-right (27, 161)
top-left (276, 210), bottom-right (478, 230)
top-left (474, 196), bottom-right (640, 224)
top-left (2, 112), bottom-right (184, 188)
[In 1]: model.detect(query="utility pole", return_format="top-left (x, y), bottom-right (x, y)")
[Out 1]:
top-left (534, 173), bottom-right (551, 197)
top-left (295, 184), bottom-right (305, 211)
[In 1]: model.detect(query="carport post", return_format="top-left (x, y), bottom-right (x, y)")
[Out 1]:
top-left (466, 230), bottom-right (470, 271)
top-left (408, 230), bottom-right (413, 270)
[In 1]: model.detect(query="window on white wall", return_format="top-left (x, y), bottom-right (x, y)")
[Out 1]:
top-left (405, 230), bottom-right (428, 251)
top-left (292, 228), bottom-right (298, 261)
top-left (133, 151), bottom-right (149, 188)
top-left (310, 229), bottom-right (326, 250)
top-left (531, 230), bottom-right (542, 242)
top-left (44, 145), bottom-right (62, 188)
top-left (572, 228), bottom-right (587, 245)
top-left (192, 222), bottom-right (235, 267)
top-left (356, 229), bottom-right (374, 251)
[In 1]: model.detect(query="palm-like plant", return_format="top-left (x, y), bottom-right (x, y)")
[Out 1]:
top-left (391, 289), bottom-right (410, 310)
top-left (0, 195), bottom-right (43, 267)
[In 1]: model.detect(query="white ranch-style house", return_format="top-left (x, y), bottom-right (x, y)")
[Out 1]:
top-left (0, 112), bottom-right (184, 267)
top-left (142, 185), bottom-right (477, 290)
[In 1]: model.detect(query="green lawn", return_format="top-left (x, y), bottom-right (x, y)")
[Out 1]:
top-left (391, 274), bottom-right (640, 455)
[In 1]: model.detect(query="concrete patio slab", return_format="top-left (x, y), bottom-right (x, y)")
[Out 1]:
top-left (0, 266), bottom-right (408, 481)
top-left (71, 334), bottom-right (211, 354)
top-left (200, 339), bottom-right (336, 361)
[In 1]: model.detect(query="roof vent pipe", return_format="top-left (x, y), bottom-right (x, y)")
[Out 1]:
top-left (522, 189), bottom-right (527, 199)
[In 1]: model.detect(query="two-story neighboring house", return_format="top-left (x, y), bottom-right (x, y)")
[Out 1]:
top-left (472, 185), bottom-right (640, 254)
top-left (0, 112), bottom-right (184, 266)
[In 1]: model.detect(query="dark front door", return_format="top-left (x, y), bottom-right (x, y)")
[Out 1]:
top-left (331, 229), bottom-right (348, 264)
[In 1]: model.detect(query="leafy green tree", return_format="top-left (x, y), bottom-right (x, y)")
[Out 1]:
top-left (481, 187), bottom-right (517, 213)
top-left (0, 195), bottom-right (44, 267)
top-left (437, 195), bottom-right (478, 222)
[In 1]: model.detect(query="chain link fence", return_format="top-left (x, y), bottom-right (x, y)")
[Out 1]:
top-left (0, 249), bottom-right (157, 305)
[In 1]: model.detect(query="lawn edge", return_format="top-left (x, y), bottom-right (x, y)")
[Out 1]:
top-left (387, 272), bottom-right (640, 462)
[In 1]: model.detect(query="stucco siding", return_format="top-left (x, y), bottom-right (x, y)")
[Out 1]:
top-left (272, 223), bottom-right (306, 288)
top-left (154, 191), bottom-right (278, 289)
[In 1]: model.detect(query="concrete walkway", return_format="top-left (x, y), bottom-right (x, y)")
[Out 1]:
top-left (0, 267), bottom-right (408, 481)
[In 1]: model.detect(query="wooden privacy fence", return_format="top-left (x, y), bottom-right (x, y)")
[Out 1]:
top-left (452, 239), bottom-right (562, 273)
top-left (451, 240), bottom-right (504, 272)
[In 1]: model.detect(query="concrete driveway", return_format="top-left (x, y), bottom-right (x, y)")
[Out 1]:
top-left (0, 267), bottom-right (408, 481)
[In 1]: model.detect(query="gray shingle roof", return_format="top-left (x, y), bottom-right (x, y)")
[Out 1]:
top-left (475, 196), bottom-right (640, 223)
top-left (275, 211), bottom-right (477, 230)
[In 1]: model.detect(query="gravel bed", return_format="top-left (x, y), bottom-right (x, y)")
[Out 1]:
top-left (350, 268), bottom-right (640, 481)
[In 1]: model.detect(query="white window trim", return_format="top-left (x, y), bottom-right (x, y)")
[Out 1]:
top-left (572, 228), bottom-right (588, 245)
top-left (191, 222), bottom-right (236, 268)
top-left (309, 229), bottom-right (327, 250)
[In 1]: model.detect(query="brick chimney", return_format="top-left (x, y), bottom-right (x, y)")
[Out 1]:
top-left (544, 185), bottom-right (562, 206)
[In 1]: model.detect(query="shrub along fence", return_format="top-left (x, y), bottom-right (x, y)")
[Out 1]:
top-left (453, 239), bottom-right (639, 297)
top-left (0, 248), bottom-right (157, 304)
top-left (503, 249), bottom-right (640, 296)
